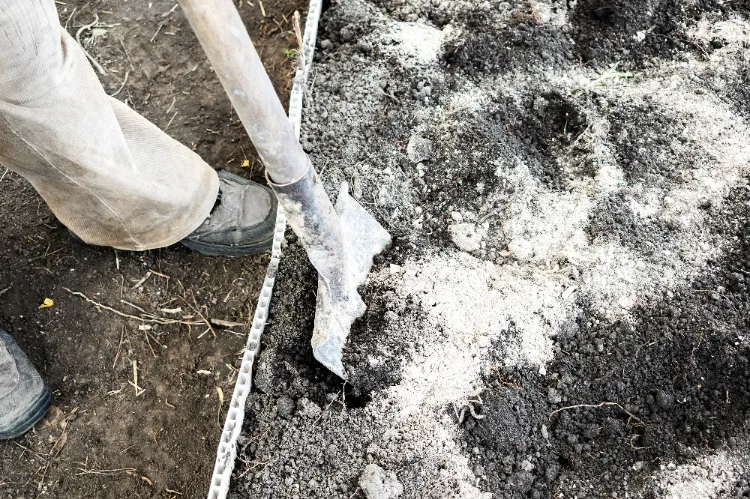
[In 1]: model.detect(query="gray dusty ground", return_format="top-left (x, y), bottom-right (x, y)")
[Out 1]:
top-left (231, 0), bottom-right (750, 497)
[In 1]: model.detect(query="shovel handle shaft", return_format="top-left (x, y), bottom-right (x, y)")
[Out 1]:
top-left (178, 0), bottom-right (308, 184)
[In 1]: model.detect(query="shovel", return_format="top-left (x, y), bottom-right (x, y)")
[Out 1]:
top-left (178, 0), bottom-right (390, 378)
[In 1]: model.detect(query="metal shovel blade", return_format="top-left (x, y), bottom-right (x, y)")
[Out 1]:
top-left (311, 182), bottom-right (391, 377)
top-left (270, 166), bottom-right (391, 378)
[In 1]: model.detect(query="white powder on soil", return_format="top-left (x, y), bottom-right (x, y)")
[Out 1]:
top-left (656, 450), bottom-right (745, 498)
top-left (257, 4), bottom-right (750, 496)
top-left (358, 14), bottom-right (750, 495)
top-left (381, 21), bottom-right (444, 66)
top-left (386, 69), bottom-right (750, 413)
top-left (690, 15), bottom-right (750, 46)
top-left (386, 252), bottom-right (569, 412)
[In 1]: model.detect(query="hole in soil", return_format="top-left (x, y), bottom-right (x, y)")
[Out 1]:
top-left (274, 344), bottom-right (376, 410)
top-left (558, 455), bottom-right (573, 468)
top-left (343, 383), bottom-right (372, 409)
top-left (516, 91), bottom-right (588, 188)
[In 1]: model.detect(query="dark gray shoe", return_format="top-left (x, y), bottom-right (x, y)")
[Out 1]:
top-left (68, 171), bottom-right (277, 256)
top-left (0, 330), bottom-right (51, 440)
top-left (181, 170), bottom-right (277, 256)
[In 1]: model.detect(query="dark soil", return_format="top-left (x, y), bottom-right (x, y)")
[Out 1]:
top-left (468, 186), bottom-right (750, 497)
top-left (0, 1), bottom-right (304, 497)
top-left (230, 0), bottom-right (750, 498)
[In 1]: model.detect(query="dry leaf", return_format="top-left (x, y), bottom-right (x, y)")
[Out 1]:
top-left (41, 406), bottom-right (65, 428)
top-left (51, 429), bottom-right (68, 454)
top-left (38, 298), bottom-right (54, 309)
top-left (216, 386), bottom-right (224, 405)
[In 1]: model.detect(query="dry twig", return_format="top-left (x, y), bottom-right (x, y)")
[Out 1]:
top-left (549, 401), bottom-right (647, 426)
top-left (113, 326), bottom-right (125, 369)
top-left (63, 287), bottom-right (203, 326)
top-left (129, 360), bottom-right (145, 396)
top-left (110, 71), bottom-right (129, 97)
top-left (293, 11), bottom-right (306, 69)
top-left (75, 13), bottom-right (106, 75)
top-left (184, 291), bottom-right (216, 338)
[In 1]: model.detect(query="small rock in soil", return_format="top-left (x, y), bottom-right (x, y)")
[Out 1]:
top-left (296, 397), bottom-right (322, 419)
top-left (358, 464), bottom-right (404, 499)
top-left (507, 238), bottom-right (534, 261)
top-left (656, 389), bottom-right (675, 410)
top-left (406, 135), bottom-right (433, 163)
top-left (276, 397), bottom-right (295, 418)
top-left (449, 223), bottom-right (483, 252)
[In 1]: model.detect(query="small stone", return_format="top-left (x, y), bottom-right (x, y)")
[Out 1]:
top-left (352, 175), bottom-right (363, 199)
top-left (406, 135), bottom-right (433, 163)
top-left (508, 238), bottom-right (534, 261)
top-left (547, 387), bottom-right (562, 404)
top-left (507, 471), bottom-right (534, 493)
top-left (358, 464), bottom-right (404, 499)
top-left (595, 338), bottom-right (604, 352)
top-left (340, 27), bottom-right (353, 41)
top-left (541, 424), bottom-right (549, 440)
top-left (449, 223), bottom-right (483, 252)
top-left (545, 464), bottom-right (560, 482)
top-left (618, 294), bottom-right (637, 309)
top-left (655, 390), bottom-right (674, 410)
top-left (253, 348), bottom-right (279, 395)
top-left (632, 461), bottom-right (645, 472)
top-left (277, 397), bottom-right (296, 418)
top-left (296, 398), bottom-right (322, 419)
top-left (534, 2), bottom-right (552, 23)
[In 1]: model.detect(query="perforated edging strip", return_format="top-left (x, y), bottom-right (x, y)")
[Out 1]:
top-left (206, 1), bottom-right (322, 497)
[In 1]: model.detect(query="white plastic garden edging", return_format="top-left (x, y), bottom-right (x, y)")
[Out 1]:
top-left (206, 1), bottom-right (322, 497)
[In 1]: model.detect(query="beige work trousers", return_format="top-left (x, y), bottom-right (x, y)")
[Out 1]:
top-left (0, 0), bottom-right (219, 250)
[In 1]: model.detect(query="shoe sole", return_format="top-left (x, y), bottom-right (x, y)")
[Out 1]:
top-left (67, 170), bottom-right (277, 257)
top-left (71, 228), bottom-right (275, 257)
top-left (180, 232), bottom-right (274, 257)
top-left (0, 384), bottom-right (51, 440)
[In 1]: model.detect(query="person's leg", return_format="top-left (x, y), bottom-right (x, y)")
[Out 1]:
top-left (0, 330), bottom-right (50, 439)
top-left (0, 0), bottom-right (219, 250)
top-left (0, 1), bottom-right (279, 439)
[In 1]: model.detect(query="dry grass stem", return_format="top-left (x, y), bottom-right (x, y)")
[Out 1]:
top-left (63, 287), bottom-right (203, 326)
